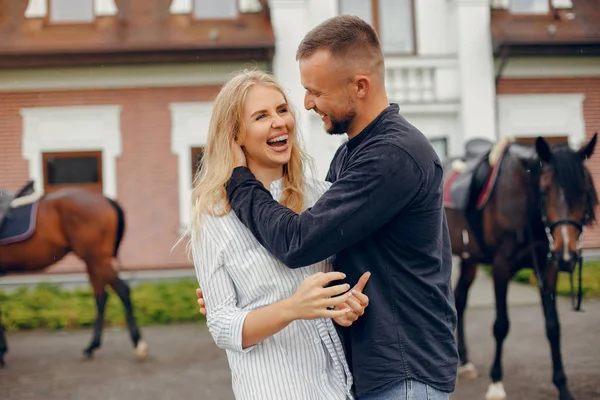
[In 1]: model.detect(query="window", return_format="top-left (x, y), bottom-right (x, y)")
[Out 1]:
top-left (25, 0), bottom-right (117, 20)
top-left (49, 0), bottom-right (94, 23)
top-left (515, 136), bottom-right (569, 145)
top-left (191, 147), bottom-right (204, 184)
top-left (339, 0), bottom-right (415, 54)
top-left (429, 137), bottom-right (448, 163)
top-left (42, 151), bottom-right (103, 193)
top-left (510, 0), bottom-right (551, 14)
top-left (193, 0), bottom-right (237, 20)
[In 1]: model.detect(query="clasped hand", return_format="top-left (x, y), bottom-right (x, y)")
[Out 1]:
top-left (195, 271), bottom-right (370, 327)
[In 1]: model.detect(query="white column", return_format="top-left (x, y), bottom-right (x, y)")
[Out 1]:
top-left (269, 0), bottom-right (312, 149)
top-left (270, 0), bottom-right (341, 178)
top-left (454, 0), bottom-right (497, 143)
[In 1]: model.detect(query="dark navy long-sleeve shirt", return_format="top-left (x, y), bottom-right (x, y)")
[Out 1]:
top-left (226, 104), bottom-right (458, 397)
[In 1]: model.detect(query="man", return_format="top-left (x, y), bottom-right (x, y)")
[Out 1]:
top-left (201, 15), bottom-right (457, 399)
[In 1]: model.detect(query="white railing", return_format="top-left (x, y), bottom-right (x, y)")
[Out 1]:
top-left (384, 57), bottom-right (459, 105)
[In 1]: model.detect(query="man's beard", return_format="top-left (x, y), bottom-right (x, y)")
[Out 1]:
top-left (326, 110), bottom-right (356, 135)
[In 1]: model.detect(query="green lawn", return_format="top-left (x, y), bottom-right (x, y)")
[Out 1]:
top-left (2, 262), bottom-right (599, 333)
top-left (0, 278), bottom-right (205, 332)
top-left (490, 261), bottom-right (600, 299)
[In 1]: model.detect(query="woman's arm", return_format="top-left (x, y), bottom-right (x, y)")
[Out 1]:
top-left (192, 230), bottom-right (353, 351)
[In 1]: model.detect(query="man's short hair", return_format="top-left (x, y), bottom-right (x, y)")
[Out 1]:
top-left (296, 15), bottom-right (383, 74)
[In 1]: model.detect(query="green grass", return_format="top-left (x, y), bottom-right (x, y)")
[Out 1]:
top-left (0, 278), bottom-right (205, 332)
top-left (481, 261), bottom-right (600, 299)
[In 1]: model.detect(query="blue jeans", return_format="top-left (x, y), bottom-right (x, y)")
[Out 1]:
top-left (358, 379), bottom-right (450, 400)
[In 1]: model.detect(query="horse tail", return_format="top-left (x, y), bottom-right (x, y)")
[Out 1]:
top-left (106, 197), bottom-right (126, 257)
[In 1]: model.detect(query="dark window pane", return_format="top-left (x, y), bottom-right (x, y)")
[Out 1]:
top-left (46, 156), bottom-right (99, 185)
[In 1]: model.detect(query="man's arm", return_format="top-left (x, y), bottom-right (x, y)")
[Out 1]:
top-left (226, 143), bottom-right (424, 268)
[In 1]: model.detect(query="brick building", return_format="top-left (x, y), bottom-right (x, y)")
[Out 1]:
top-left (491, 0), bottom-right (600, 251)
top-left (0, 0), bottom-right (599, 279)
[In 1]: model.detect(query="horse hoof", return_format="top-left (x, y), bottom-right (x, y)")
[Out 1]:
top-left (457, 362), bottom-right (478, 380)
top-left (135, 340), bottom-right (148, 360)
top-left (485, 382), bottom-right (506, 400)
top-left (82, 348), bottom-right (94, 360)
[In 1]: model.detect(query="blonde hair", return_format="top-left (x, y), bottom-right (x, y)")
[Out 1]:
top-left (186, 69), bottom-right (312, 243)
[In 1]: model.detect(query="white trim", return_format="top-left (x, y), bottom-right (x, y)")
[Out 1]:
top-left (170, 0), bottom-right (192, 14)
top-left (95, 0), bottom-right (118, 16)
top-left (496, 58), bottom-right (600, 78)
top-left (0, 61), bottom-right (268, 92)
top-left (25, 0), bottom-right (117, 18)
top-left (170, 102), bottom-right (213, 230)
top-left (21, 105), bottom-right (122, 198)
top-left (25, 0), bottom-right (47, 18)
top-left (399, 103), bottom-right (460, 114)
top-left (498, 94), bottom-right (586, 148)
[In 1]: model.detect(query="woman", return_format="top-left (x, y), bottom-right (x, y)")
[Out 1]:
top-left (187, 69), bottom-right (367, 400)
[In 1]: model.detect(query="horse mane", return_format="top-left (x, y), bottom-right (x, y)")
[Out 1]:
top-left (551, 145), bottom-right (599, 223)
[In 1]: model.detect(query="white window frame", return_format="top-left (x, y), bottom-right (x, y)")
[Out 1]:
top-left (509, 0), bottom-right (550, 14)
top-left (21, 105), bottom-right (122, 198)
top-left (337, 0), bottom-right (415, 54)
top-left (498, 94), bottom-right (586, 148)
top-left (25, 0), bottom-right (117, 19)
top-left (170, 102), bottom-right (213, 230)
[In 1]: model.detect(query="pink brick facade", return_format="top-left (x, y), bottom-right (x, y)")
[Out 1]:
top-left (0, 85), bottom-right (222, 273)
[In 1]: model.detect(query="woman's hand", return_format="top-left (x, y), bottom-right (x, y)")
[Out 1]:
top-left (285, 271), bottom-right (354, 321)
top-left (333, 272), bottom-right (371, 327)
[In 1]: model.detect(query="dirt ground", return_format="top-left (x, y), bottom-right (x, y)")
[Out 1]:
top-left (1, 299), bottom-right (599, 400)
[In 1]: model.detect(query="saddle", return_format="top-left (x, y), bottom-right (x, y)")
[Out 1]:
top-left (444, 138), bottom-right (513, 263)
top-left (0, 181), bottom-right (36, 230)
top-left (446, 138), bottom-right (495, 211)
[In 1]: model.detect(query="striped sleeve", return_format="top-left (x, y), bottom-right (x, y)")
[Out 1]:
top-left (191, 226), bottom-right (256, 354)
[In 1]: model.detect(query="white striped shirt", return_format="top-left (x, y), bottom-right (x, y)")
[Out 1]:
top-left (191, 177), bottom-right (354, 400)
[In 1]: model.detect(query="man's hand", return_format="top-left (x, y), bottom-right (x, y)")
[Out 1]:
top-left (231, 137), bottom-right (247, 168)
top-left (196, 288), bottom-right (206, 317)
top-left (333, 272), bottom-right (371, 327)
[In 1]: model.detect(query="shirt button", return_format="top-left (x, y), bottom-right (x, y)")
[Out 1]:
top-left (313, 337), bottom-right (320, 344)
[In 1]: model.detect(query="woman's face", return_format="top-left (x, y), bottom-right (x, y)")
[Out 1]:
top-left (241, 84), bottom-right (295, 169)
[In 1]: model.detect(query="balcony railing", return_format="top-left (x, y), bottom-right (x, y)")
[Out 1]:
top-left (384, 57), bottom-right (459, 105)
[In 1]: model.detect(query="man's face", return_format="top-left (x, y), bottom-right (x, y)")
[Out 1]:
top-left (299, 50), bottom-right (357, 135)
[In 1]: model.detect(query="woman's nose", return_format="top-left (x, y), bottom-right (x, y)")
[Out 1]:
top-left (272, 115), bottom-right (285, 127)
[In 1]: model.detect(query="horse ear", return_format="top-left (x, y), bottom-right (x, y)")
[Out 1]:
top-left (577, 132), bottom-right (597, 160)
top-left (535, 136), bottom-right (552, 163)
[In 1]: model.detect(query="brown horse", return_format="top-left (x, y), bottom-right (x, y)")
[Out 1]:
top-left (0, 186), bottom-right (147, 367)
top-left (445, 134), bottom-right (598, 400)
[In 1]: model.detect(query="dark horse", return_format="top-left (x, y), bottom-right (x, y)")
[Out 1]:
top-left (445, 134), bottom-right (598, 400)
top-left (0, 185), bottom-right (147, 367)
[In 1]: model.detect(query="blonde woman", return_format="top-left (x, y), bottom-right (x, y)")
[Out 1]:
top-left (187, 69), bottom-right (369, 400)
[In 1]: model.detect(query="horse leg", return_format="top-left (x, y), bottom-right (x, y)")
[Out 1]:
top-left (83, 273), bottom-right (109, 358)
top-left (540, 274), bottom-right (573, 400)
top-left (485, 265), bottom-right (510, 400)
top-left (0, 308), bottom-right (7, 368)
top-left (455, 259), bottom-right (479, 380)
top-left (108, 274), bottom-right (147, 360)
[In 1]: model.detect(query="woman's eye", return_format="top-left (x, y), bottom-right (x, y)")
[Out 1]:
top-left (255, 114), bottom-right (265, 121)
top-left (279, 108), bottom-right (288, 114)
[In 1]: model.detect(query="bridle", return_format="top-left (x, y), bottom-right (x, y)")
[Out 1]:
top-left (529, 163), bottom-right (589, 311)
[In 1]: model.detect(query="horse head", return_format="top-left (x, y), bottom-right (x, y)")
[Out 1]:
top-left (532, 133), bottom-right (598, 273)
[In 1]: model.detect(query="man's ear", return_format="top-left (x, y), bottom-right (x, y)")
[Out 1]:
top-left (355, 75), bottom-right (370, 99)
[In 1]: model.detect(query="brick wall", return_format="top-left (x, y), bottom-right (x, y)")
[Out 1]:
top-left (497, 77), bottom-right (600, 250)
top-left (0, 85), bottom-right (221, 273)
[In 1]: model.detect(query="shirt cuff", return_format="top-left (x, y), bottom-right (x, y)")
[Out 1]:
top-left (230, 310), bottom-right (256, 353)
top-left (226, 166), bottom-right (257, 198)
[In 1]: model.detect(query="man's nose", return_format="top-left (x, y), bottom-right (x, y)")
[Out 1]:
top-left (304, 92), bottom-right (314, 111)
